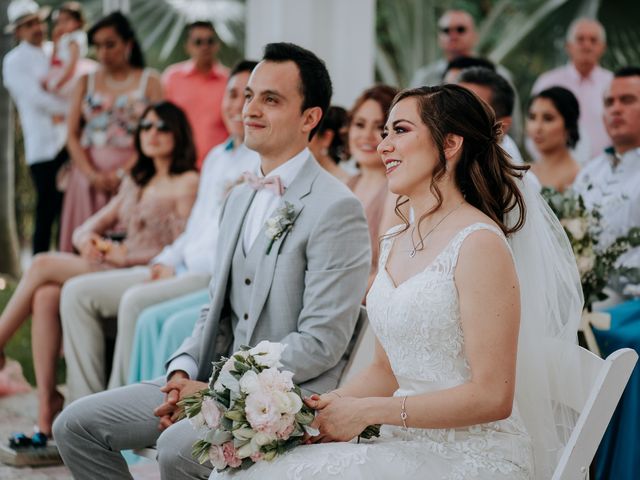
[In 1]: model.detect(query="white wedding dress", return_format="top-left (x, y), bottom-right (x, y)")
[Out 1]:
top-left (219, 223), bottom-right (534, 480)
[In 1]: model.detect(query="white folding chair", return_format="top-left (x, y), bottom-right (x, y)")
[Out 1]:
top-left (547, 339), bottom-right (637, 479)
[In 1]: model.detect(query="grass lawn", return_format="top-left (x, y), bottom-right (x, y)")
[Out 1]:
top-left (0, 278), bottom-right (66, 386)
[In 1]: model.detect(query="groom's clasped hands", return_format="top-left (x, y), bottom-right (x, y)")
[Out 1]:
top-left (154, 373), bottom-right (209, 430)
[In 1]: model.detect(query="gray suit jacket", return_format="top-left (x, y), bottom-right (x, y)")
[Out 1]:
top-left (167, 156), bottom-right (371, 393)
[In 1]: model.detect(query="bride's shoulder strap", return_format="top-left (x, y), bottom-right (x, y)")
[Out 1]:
top-left (449, 222), bottom-right (511, 271)
top-left (378, 224), bottom-right (406, 266)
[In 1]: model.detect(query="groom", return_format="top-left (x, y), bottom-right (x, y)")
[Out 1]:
top-left (53, 42), bottom-right (371, 479)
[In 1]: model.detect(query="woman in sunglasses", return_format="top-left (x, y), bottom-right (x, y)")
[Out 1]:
top-left (0, 101), bottom-right (198, 438)
top-left (59, 11), bottom-right (163, 252)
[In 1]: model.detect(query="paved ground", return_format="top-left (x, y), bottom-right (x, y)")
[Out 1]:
top-left (0, 388), bottom-right (159, 479)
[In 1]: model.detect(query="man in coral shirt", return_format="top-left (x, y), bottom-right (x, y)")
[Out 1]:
top-left (162, 21), bottom-right (228, 168)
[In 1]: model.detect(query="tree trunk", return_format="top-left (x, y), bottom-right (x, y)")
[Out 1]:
top-left (0, 0), bottom-right (22, 278)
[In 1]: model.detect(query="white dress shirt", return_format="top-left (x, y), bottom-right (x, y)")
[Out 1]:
top-left (574, 147), bottom-right (640, 273)
top-left (242, 148), bottom-right (309, 252)
top-left (167, 148), bottom-right (310, 380)
top-left (2, 41), bottom-right (68, 165)
top-left (152, 140), bottom-right (260, 275)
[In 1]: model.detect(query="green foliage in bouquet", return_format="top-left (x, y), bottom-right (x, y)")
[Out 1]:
top-left (541, 187), bottom-right (640, 311)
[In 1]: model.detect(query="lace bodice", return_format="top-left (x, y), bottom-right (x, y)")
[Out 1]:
top-left (366, 222), bottom-right (506, 386)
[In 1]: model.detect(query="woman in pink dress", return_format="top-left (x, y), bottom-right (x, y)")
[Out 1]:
top-left (60, 11), bottom-right (162, 252)
top-left (0, 101), bottom-right (198, 436)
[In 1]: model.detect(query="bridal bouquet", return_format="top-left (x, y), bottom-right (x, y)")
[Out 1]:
top-left (179, 341), bottom-right (379, 472)
top-left (541, 187), bottom-right (640, 310)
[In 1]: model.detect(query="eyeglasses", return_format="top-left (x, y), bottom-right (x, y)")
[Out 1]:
top-left (192, 37), bottom-right (215, 46)
top-left (440, 25), bottom-right (468, 35)
top-left (139, 119), bottom-right (171, 133)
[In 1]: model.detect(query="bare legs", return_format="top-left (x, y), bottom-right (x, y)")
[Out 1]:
top-left (0, 252), bottom-right (94, 435)
top-left (32, 284), bottom-right (64, 436)
top-left (0, 253), bottom-right (92, 349)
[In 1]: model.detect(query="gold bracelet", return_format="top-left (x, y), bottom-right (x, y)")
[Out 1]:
top-left (400, 396), bottom-right (408, 429)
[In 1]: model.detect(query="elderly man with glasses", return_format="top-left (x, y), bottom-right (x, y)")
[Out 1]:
top-left (162, 21), bottom-right (229, 168)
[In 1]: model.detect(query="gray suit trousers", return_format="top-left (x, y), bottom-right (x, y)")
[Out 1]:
top-left (53, 379), bottom-right (212, 479)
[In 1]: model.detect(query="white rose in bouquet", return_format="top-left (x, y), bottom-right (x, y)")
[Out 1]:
top-left (249, 341), bottom-right (286, 368)
top-left (201, 397), bottom-right (222, 430)
top-left (245, 391), bottom-right (282, 436)
top-left (239, 370), bottom-right (261, 394)
top-left (257, 368), bottom-right (294, 393)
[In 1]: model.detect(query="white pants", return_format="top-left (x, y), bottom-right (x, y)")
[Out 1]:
top-left (60, 267), bottom-right (210, 402)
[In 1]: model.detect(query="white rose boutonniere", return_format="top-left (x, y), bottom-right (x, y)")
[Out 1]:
top-left (265, 201), bottom-right (296, 254)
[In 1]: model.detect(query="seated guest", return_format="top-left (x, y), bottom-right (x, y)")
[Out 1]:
top-left (573, 66), bottom-right (640, 479)
top-left (0, 100), bottom-right (197, 436)
top-left (442, 55), bottom-right (495, 84)
top-left (456, 67), bottom-right (524, 164)
top-left (574, 67), bottom-right (640, 294)
top-left (60, 61), bottom-right (259, 401)
top-left (527, 87), bottom-right (581, 191)
top-left (309, 105), bottom-right (350, 182)
top-left (532, 18), bottom-right (612, 163)
top-left (346, 85), bottom-right (400, 288)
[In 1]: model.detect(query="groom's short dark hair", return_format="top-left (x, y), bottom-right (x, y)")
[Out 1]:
top-left (262, 42), bottom-right (332, 140)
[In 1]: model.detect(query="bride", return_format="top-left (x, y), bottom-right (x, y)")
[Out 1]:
top-left (212, 85), bottom-right (583, 479)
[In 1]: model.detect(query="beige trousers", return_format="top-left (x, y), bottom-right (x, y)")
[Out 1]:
top-left (60, 267), bottom-right (210, 403)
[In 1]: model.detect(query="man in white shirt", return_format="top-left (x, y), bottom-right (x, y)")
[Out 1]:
top-left (3, 0), bottom-right (68, 253)
top-left (531, 18), bottom-right (613, 163)
top-left (456, 67), bottom-right (525, 164)
top-left (574, 67), bottom-right (640, 293)
top-left (59, 61), bottom-right (261, 401)
top-left (55, 42), bottom-right (370, 480)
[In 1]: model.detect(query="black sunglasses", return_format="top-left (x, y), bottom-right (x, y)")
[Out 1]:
top-left (139, 119), bottom-right (171, 133)
top-left (440, 26), bottom-right (467, 35)
top-left (192, 37), bottom-right (215, 46)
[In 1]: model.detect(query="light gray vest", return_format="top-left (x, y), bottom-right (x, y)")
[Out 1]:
top-left (229, 218), bottom-right (262, 353)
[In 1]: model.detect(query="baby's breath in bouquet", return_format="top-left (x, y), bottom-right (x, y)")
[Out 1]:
top-left (542, 187), bottom-right (640, 310)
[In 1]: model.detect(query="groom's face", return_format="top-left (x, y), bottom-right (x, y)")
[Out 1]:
top-left (242, 60), bottom-right (307, 157)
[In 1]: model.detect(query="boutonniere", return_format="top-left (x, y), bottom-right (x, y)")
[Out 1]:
top-left (265, 201), bottom-right (296, 254)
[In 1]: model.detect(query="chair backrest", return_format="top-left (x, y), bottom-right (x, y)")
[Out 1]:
top-left (548, 339), bottom-right (637, 479)
top-left (339, 306), bottom-right (375, 386)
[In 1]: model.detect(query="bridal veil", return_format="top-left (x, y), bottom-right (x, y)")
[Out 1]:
top-left (507, 173), bottom-right (584, 479)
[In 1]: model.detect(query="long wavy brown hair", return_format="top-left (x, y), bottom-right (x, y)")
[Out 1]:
top-left (388, 84), bottom-right (528, 241)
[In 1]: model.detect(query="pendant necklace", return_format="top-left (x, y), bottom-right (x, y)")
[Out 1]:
top-left (408, 199), bottom-right (465, 258)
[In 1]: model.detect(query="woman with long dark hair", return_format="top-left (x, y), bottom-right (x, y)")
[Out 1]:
top-left (0, 101), bottom-right (197, 437)
top-left (220, 85), bottom-right (583, 479)
top-left (59, 11), bottom-right (163, 252)
top-left (527, 86), bottom-right (581, 191)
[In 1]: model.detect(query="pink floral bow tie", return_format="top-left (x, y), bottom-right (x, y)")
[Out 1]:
top-left (243, 171), bottom-right (284, 196)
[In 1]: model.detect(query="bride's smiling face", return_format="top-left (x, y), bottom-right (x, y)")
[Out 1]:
top-left (378, 97), bottom-right (439, 197)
